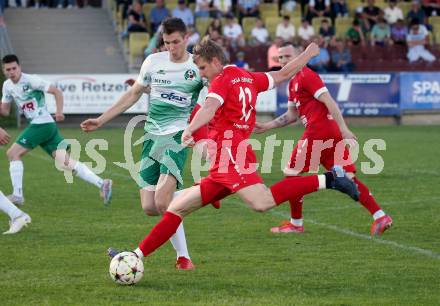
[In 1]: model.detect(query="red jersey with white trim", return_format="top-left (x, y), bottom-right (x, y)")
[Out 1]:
top-left (288, 66), bottom-right (333, 129)
top-left (207, 65), bottom-right (274, 144)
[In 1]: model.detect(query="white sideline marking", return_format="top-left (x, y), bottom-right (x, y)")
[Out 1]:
top-left (268, 209), bottom-right (440, 260)
top-left (27, 151), bottom-right (440, 260)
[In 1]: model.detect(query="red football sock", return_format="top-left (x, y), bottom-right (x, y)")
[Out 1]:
top-left (270, 175), bottom-right (319, 205)
top-left (290, 196), bottom-right (304, 219)
top-left (353, 177), bottom-right (381, 215)
top-left (138, 211), bottom-right (182, 257)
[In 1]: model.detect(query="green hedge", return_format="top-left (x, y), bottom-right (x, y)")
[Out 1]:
top-left (0, 70), bottom-right (17, 127)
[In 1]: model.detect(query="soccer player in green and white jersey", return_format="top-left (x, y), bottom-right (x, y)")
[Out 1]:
top-left (81, 18), bottom-right (205, 270)
top-left (0, 127), bottom-right (31, 234)
top-left (1, 54), bottom-right (113, 206)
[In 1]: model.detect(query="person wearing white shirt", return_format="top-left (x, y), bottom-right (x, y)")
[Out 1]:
top-left (276, 15), bottom-right (296, 42)
top-left (223, 14), bottom-right (245, 47)
top-left (298, 18), bottom-right (315, 41)
top-left (250, 18), bottom-right (269, 45)
top-left (384, 0), bottom-right (403, 25)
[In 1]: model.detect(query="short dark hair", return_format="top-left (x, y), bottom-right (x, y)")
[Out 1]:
top-left (193, 36), bottom-right (228, 65)
top-left (280, 41), bottom-right (294, 48)
top-left (2, 54), bottom-right (19, 65)
top-left (161, 17), bottom-right (187, 35)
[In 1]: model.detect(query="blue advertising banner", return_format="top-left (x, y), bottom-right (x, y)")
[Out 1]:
top-left (276, 73), bottom-right (401, 116)
top-left (400, 72), bottom-right (440, 110)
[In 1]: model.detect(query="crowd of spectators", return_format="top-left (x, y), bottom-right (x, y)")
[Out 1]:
top-left (1, 0), bottom-right (92, 9)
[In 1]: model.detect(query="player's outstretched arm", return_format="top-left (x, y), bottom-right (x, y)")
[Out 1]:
top-left (47, 85), bottom-right (65, 122)
top-left (0, 101), bottom-right (11, 116)
top-left (182, 97), bottom-right (221, 147)
top-left (254, 106), bottom-right (298, 134)
top-left (318, 91), bottom-right (357, 140)
top-left (269, 43), bottom-right (319, 85)
top-left (0, 127), bottom-right (10, 145)
top-left (80, 82), bottom-right (144, 132)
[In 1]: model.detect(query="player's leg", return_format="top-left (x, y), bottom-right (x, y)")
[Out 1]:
top-left (154, 173), bottom-right (193, 268)
top-left (327, 145), bottom-right (392, 235)
top-left (108, 185), bottom-right (205, 260)
top-left (348, 173), bottom-right (393, 235)
top-left (0, 191), bottom-right (31, 234)
top-left (6, 143), bottom-right (30, 205)
top-left (52, 149), bottom-right (112, 205)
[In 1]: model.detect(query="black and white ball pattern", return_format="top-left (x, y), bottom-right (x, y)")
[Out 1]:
top-left (109, 252), bottom-right (144, 285)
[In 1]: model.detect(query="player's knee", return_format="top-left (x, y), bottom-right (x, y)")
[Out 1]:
top-left (154, 195), bottom-right (170, 214)
top-left (6, 148), bottom-right (17, 160)
top-left (249, 200), bottom-right (270, 213)
top-left (141, 201), bottom-right (159, 216)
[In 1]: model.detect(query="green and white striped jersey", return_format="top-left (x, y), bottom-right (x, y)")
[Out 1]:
top-left (2, 73), bottom-right (54, 124)
top-left (136, 51), bottom-right (204, 135)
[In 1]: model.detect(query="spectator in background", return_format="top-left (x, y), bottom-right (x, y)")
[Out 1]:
top-left (298, 18), bottom-right (315, 42)
top-left (331, 38), bottom-right (353, 72)
top-left (267, 36), bottom-right (283, 70)
top-left (211, 0), bottom-right (232, 18)
top-left (384, 0), bottom-right (403, 25)
top-left (319, 18), bottom-right (335, 47)
top-left (208, 29), bottom-right (224, 44)
top-left (307, 0), bottom-right (331, 21)
top-left (362, 0), bottom-right (382, 31)
top-left (172, 0), bottom-right (194, 26)
top-left (206, 18), bottom-right (222, 36)
top-left (332, 0), bottom-right (348, 18)
top-left (346, 19), bottom-right (366, 45)
top-left (250, 18), bottom-right (269, 45)
top-left (308, 36), bottom-right (329, 72)
top-left (233, 51), bottom-right (250, 70)
top-left (406, 17), bottom-right (436, 63)
top-left (370, 17), bottom-right (391, 46)
top-left (238, 0), bottom-right (260, 22)
top-left (223, 14), bottom-right (245, 48)
top-left (276, 15), bottom-right (296, 42)
top-left (407, 1), bottom-right (428, 26)
top-left (282, 0), bottom-right (297, 13)
top-left (187, 25), bottom-right (200, 52)
top-left (195, 0), bottom-right (211, 18)
top-left (150, 0), bottom-right (170, 34)
top-left (391, 18), bottom-right (408, 44)
top-left (422, 0), bottom-right (440, 17)
top-left (123, 1), bottom-right (148, 38)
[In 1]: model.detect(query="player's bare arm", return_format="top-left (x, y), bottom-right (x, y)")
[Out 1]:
top-left (318, 91), bottom-right (357, 140)
top-left (254, 106), bottom-right (298, 134)
top-left (0, 127), bottom-right (10, 145)
top-left (182, 97), bottom-right (221, 147)
top-left (47, 85), bottom-right (65, 122)
top-left (269, 43), bottom-right (319, 85)
top-left (0, 101), bottom-right (11, 116)
top-left (81, 82), bottom-right (144, 132)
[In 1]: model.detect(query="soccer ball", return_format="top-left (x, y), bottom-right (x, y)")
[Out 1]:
top-left (109, 252), bottom-right (144, 285)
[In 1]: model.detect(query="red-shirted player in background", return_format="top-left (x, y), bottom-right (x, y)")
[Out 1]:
top-left (108, 38), bottom-right (360, 262)
top-left (255, 43), bottom-right (392, 236)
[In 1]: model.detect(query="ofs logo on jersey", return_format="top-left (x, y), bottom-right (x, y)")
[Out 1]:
top-left (160, 92), bottom-right (188, 103)
top-left (184, 69), bottom-right (197, 81)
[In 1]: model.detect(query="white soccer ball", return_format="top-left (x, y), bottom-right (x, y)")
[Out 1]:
top-left (109, 251), bottom-right (144, 285)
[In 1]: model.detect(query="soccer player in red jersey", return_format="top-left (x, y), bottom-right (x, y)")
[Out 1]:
top-left (255, 43), bottom-right (392, 236)
top-left (108, 38), bottom-right (360, 261)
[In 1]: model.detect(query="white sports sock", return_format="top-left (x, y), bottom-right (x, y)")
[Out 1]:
top-left (170, 223), bottom-right (190, 259)
top-left (373, 210), bottom-right (386, 220)
top-left (73, 162), bottom-right (103, 188)
top-left (10, 160), bottom-right (24, 197)
top-left (134, 248), bottom-right (144, 259)
top-left (0, 191), bottom-right (23, 220)
top-left (291, 218), bottom-right (303, 227)
top-left (317, 174), bottom-right (326, 190)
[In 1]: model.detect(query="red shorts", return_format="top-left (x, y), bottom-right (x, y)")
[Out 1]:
top-left (287, 123), bottom-right (356, 174)
top-left (199, 144), bottom-right (263, 206)
top-left (191, 104), bottom-right (209, 142)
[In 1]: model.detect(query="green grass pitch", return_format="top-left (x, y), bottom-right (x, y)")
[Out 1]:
top-left (0, 125), bottom-right (439, 305)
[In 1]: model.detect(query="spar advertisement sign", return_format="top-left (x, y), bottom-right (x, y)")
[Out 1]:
top-left (400, 72), bottom-right (440, 110)
top-left (42, 74), bottom-right (149, 114)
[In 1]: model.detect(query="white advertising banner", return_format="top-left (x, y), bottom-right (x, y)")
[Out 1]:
top-left (41, 74), bottom-right (149, 114)
top-left (256, 88), bottom-right (277, 112)
top-left (41, 74), bottom-right (277, 114)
